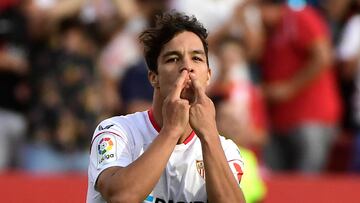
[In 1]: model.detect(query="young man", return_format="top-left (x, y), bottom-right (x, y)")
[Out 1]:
top-left (87, 12), bottom-right (245, 203)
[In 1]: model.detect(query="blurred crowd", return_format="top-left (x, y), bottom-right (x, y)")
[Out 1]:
top-left (1, 0), bottom-right (360, 181)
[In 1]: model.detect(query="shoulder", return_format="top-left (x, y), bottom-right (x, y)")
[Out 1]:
top-left (219, 135), bottom-right (239, 154)
top-left (91, 111), bottom-right (148, 142)
top-left (296, 6), bottom-right (327, 28)
top-left (219, 135), bottom-right (238, 148)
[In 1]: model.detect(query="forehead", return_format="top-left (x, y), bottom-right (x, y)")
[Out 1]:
top-left (160, 31), bottom-right (205, 54)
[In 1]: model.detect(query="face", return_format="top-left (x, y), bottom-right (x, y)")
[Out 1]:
top-left (218, 42), bottom-right (245, 71)
top-left (149, 31), bottom-right (211, 103)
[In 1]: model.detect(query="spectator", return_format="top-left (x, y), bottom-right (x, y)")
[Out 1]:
top-left (337, 0), bottom-right (360, 172)
top-left (21, 18), bottom-right (99, 172)
top-left (259, 0), bottom-right (342, 173)
top-left (210, 36), bottom-right (268, 150)
top-left (96, 0), bottom-right (167, 116)
top-left (0, 0), bottom-right (29, 171)
top-left (119, 60), bottom-right (153, 114)
top-left (210, 36), bottom-right (267, 203)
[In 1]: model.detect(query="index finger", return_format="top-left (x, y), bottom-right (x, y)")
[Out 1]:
top-left (169, 70), bottom-right (188, 99)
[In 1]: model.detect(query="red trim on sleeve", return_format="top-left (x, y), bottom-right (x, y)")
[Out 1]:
top-left (147, 109), bottom-right (195, 145)
top-left (228, 159), bottom-right (244, 183)
top-left (233, 162), bottom-right (243, 183)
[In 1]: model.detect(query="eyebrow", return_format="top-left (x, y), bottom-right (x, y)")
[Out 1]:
top-left (192, 50), bottom-right (206, 56)
top-left (161, 49), bottom-right (206, 58)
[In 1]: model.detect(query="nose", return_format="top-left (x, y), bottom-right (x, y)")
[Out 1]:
top-left (179, 58), bottom-right (194, 73)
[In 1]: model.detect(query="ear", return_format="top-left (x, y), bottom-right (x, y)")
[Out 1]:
top-left (206, 68), bottom-right (212, 86)
top-left (148, 71), bottom-right (159, 88)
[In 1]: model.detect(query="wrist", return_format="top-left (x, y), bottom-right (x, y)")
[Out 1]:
top-left (196, 127), bottom-right (219, 142)
top-left (160, 126), bottom-right (183, 139)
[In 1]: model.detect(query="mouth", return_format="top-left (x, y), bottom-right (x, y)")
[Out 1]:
top-left (180, 83), bottom-right (195, 104)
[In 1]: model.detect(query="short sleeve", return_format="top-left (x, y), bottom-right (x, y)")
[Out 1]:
top-left (88, 119), bottom-right (133, 190)
top-left (222, 138), bottom-right (245, 184)
top-left (294, 6), bottom-right (329, 50)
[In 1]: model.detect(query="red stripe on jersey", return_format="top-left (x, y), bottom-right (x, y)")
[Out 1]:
top-left (148, 109), bottom-right (195, 145)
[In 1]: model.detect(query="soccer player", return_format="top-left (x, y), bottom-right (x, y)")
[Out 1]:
top-left (87, 11), bottom-right (245, 203)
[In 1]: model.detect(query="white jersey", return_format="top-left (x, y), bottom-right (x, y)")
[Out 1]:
top-left (86, 110), bottom-right (244, 203)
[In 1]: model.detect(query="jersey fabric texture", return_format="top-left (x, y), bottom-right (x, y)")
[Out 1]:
top-left (86, 110), bottom-right (244, 203)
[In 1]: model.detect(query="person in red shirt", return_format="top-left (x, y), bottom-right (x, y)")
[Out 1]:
top-left (259, 0), bottom-right (342, 173)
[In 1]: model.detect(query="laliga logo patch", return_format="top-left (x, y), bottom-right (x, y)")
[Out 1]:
top-left (98, 137), bottom-right (113, 155)
top-left (97, 136), bottom-right (116, 166)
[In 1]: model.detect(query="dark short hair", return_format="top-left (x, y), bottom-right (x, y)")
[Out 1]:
top-left (139, 11), bottom-right (209, 73)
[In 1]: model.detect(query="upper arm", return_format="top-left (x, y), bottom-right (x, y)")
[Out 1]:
top-left (96, 166), bottom-right (125, 200)
top-left (88, 119), bottom-right (133, 195)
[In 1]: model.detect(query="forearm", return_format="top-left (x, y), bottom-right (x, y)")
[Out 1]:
top-left (98, 129), bottom-right (179, 202)
top-left (199, 130), bottom-right (245, 203)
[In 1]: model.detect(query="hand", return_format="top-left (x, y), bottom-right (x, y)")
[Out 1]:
top-left (189, 74), bottom-right (217, 138)
top-left (162, 70), bottom-right (191, 137)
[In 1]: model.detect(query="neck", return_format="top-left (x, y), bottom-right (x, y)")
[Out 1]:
top-left (152, 90), bottom-right (194, 144)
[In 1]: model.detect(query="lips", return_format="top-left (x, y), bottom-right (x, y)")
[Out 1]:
top-left (184, 78), bottom-right (192, 89)
top-left (180, 83), bottom-right (195, 103)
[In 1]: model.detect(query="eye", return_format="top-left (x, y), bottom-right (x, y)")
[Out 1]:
top-left (166, 57), bottom-right (179, 63)
top-left (193, 56), bottom-right (204, 62)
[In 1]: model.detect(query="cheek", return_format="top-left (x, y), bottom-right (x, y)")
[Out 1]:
top-left (158, 73), bottom-right (178, 94)
top-left (158, 73), bottom-right (176, 86)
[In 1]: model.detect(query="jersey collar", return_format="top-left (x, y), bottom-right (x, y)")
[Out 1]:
top-left (147, 109), bottom-right (195, 145)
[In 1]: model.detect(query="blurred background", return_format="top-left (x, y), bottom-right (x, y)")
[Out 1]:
top-left (1, 0), bottom-right (360, 202)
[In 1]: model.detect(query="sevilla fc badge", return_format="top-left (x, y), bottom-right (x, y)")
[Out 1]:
top-left (196, 160), bottom-right (206, 179)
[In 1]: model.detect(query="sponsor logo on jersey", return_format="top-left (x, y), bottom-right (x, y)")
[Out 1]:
top-left (97, 135), bottom-right (116, 166)
top-left (196, 160), bottom-right (206, 179)
top-left (98, 124), bottom-right (114, 131)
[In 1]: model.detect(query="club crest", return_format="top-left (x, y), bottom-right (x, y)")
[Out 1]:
top-left (196, 160), bottom-right (206, 179)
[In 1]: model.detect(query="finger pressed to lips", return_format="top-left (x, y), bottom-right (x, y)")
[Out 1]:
top-left (169, 70), bottom-right (188, 99)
